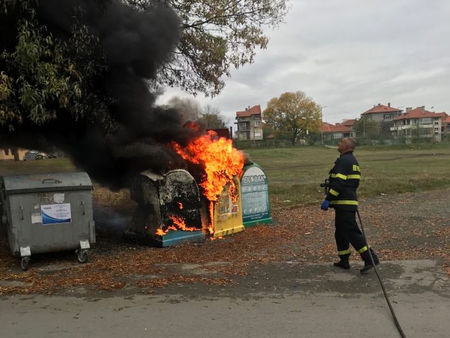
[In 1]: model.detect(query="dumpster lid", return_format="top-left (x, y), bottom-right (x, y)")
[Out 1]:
top-left (241, 163), bottom-right (267, 178)
top-left (2, 172), bottom-right (93, 194)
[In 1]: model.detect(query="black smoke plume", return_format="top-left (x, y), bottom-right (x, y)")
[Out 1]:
top-left (1, 0), bottom-right (201, 189)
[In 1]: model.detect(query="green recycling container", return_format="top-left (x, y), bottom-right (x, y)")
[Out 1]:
top-left (240, 164), bottom-right (272, 227)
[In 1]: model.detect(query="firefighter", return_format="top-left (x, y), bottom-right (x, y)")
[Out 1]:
top-left (321, 137), bottom-right (379, 274)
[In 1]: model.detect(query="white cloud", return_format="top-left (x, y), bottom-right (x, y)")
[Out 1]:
top-left (158, 0), bottom-right (450, 124)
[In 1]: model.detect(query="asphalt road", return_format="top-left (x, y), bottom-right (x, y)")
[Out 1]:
top-left (1, 259), bottom-right (448, 338)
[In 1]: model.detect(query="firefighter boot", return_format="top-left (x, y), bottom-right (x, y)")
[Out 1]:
top-left (333, 254), bottom-right (350, 270)
top-left (360, 248), bottom-right (379, 274)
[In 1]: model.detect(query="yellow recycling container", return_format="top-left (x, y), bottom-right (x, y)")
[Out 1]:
top-left (212, 176), bottom-right (244, 238)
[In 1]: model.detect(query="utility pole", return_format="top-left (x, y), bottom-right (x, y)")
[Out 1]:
top-left (320, 105), bottom-right (327, 145)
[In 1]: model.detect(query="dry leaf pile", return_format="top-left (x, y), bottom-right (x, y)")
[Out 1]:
top-left (0, 189), bottom-right (448, 295)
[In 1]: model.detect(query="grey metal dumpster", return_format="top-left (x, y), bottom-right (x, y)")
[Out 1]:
top-left (0, 172), bottom-right (95, 270)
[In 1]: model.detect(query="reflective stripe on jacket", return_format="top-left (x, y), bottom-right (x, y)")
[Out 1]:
top-left (327, 151), bottom-right (360, 210)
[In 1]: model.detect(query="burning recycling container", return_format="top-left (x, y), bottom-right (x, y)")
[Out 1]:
top-left (240, 164), bottom-right (272, 227)
top-left (169, 128), bottom-right (246, 239)
top-left (126, 169), bottom-right (205, 247)
top-left (126, 128), bottom-right (248, 244)
top-left (211, 175), bottom-right (244, 238)
top-left (126, 168), bottom-right (245, 244)
top-left (0, 172), bottom-right (95, 270)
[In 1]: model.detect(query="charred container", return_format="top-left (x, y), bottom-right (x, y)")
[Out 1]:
top-left (126, 169), bottom-right (205, 247)
top-left (0, 172), bottom-right (95, 270)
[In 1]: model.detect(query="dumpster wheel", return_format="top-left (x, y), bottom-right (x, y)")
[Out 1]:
top-left (20, 257), bottom-right (30, 271)
top-left (76, 249), bottom-right (89, 264)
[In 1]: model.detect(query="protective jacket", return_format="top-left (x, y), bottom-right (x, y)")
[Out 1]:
top-left (326, 151), bottom-right (360, 211)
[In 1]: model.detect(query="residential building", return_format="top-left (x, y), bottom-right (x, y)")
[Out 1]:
top-left (235, 105), bottom-right (263, 141)
top-left (442, 116), bottom-right (450, 131)
top-left (361, 103), bottom-right (402, 122)
top-left (390, 107), bottom-right (448, 142)
top-left (320, 122), bottom-right (354, 143)
top-left (442, 116), bottom-right (450, 138)
top-left (341, 119), bottom-right (356, 132)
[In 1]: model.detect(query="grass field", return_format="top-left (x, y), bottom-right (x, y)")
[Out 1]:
top-left (1, 143), bottom-right (450, 210)
top-left (243, 143), bottom-right (450, 209)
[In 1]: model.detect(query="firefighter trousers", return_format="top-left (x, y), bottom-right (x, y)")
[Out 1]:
top-left (334, 209), bottom-right (370, 261)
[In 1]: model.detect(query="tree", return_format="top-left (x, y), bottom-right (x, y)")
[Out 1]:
top-left (127, 0), bottom-right (289, 96)
top-left (196, 104), bottom-right (227, 129)
top-left (0, 0), bottom-right (199, 188)
top-left (1, 0), bottom-right (289, 132)
top-left (380, 120), bottom-right (394, 140)
top-left (0, 0), bottom-right (285, 187)
top-left (262, 123), bottom-right (275, 140)
top-left (353, 117), bottom-right (382, 141)
top-left (263, 91), bottom-right (322, 145)
top-left (0, 0), bottom-right (109, 133)
top-left (1, 0), bottom-right (288, 132)
top-left (165, 98), bottom-right (226, 129)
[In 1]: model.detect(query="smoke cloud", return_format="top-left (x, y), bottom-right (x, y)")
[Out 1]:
top-left (2, 0), bottom-right (201, 189)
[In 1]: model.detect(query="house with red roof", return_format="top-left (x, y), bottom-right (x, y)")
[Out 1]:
top-left (361, 103), bottom-right (402, 122)
top-left (443, 116), bottom-right (450, 137)
top-left (235, 105), bottom-right (263, 141)
top-left (341, 119), bottom-right (357, 135)
top-left (341, 119), bottom-right (357, 128)
top-left (390, 107), bottom-right (448, 142)
top-left (319, 122), bottom-right (355, 143)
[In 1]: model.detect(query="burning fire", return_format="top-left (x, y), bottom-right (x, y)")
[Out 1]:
top-left (155, 215), bottom-right (199, 236)
top-left (171, 129), bottom-right (245, 234)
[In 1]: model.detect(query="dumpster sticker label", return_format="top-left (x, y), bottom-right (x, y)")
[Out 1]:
top-left (218, 188), bottom-right (232, 216)
top-left (41, 203), bottom-right (71, 225)
top-left (31, 213), bottom-right (43, 224)
top-left (217, 183), bottom-right (240, 216)
top-left (53, 193), bottom-right (65, 203)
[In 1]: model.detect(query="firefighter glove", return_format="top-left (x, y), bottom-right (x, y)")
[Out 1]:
top-left (321, 199), bottom-right (330, 211)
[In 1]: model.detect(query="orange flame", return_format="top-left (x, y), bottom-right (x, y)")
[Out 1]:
top-left (207, 202), bottom-right (215, 235)
top-left (155, 228), bottom-right (166, 236)
top-left (155, 215), bottom-right (199, 236)
top-left (178, 202), bottom-right (183, 210)
top-left (172, 131), bottom-right (244, 202)
top-left (172, 130), bottom-right (245, 235)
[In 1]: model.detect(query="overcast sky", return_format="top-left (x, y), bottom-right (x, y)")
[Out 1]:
top-left (157, 0), bottom-right (450, 125)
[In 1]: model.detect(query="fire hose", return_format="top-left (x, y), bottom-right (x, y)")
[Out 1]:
top-left (356, 209), bottom-right (407, 338)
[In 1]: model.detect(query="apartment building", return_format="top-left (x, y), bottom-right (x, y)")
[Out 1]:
top-left (442, 116), bottom-right (450, 133)
top-left (390, 107), bottom-right (448, 142)
top-left (235, 105), bottom-right (263, 141)
top-left (361, 103), bottom-right (403, 122)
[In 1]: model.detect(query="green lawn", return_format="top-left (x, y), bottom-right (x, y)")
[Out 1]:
top-left (243, 143), bottom-right (450, 209)
top-left (1, 143), bottom-right (450, 210)
top-left (0, 158), bottom-right (77, 176)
